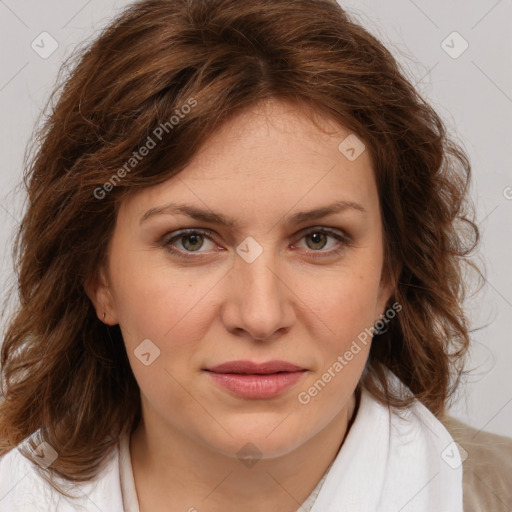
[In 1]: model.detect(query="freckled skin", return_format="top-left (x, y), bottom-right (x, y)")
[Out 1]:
top-left (86, 99), bottom-right (393, 512)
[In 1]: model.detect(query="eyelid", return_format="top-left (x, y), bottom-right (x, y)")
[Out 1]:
top-left (298, 226), bottom-right (352, 244)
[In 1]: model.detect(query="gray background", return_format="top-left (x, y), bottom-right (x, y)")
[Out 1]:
top-left (0, 0), bottom-right (510, 436)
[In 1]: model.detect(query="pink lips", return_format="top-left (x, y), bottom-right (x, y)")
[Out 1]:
top-left (205, 360), bottom-right (307, 399)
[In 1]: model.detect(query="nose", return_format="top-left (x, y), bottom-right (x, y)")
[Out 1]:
top-left (220, 246), bottom-right (296, 342)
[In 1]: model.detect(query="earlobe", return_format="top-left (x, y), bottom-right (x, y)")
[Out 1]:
top-left (83, 267), bottom-right (118, 325)
top-left (376, 267), bottom-right (397, 320)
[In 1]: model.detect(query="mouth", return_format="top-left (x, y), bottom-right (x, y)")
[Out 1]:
top-left (205, 360), bottom-right (305, 374)
top-left (204, 360), bottom-right (307, 399)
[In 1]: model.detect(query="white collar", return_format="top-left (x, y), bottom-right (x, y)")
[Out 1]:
top-left (310, 374), bottom-right (463, 511)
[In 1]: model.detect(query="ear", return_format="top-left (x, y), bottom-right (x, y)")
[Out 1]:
top-left (375, 260), bottom-right (401, 321)
top-left (84, 266), bottom-right (119, 325)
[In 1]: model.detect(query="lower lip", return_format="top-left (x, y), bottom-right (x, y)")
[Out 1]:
top-left (206, 371), bottom-right (306, 399)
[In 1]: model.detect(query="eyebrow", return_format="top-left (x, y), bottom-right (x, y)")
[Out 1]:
top-left (139, 199), bottom-right (367, 228)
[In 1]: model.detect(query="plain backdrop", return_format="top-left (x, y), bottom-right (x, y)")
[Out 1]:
top-left (0, 0), bottom-right (510, 437)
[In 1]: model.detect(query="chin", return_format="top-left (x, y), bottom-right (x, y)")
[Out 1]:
top-left (197, 420), bottom-right (307, 460)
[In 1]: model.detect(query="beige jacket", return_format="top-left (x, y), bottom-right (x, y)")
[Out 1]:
top-left (440, 416), bottom-right (512, 512)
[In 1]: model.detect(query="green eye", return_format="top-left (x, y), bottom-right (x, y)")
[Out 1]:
top-left (161, 227), bottom-right (352, 260)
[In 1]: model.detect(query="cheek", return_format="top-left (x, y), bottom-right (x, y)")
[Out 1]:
top-left (302, 266), bottom-right (381, 339)
top-left (111, 251), bottom-right (220, 349)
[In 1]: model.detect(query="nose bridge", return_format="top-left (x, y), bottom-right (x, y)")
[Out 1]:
top-left (237, 237), bottom-right (283, 306)
top-left (239, 248), bottom-right (280, 299)
top-left (224, 236), bottom-right (294, 340)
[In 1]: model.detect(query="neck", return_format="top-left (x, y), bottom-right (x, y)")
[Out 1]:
top-left (130, 390), bottom-right (359, 512)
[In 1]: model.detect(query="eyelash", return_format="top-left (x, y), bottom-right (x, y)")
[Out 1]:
top-left (161, 227), bottom-right (352, 260)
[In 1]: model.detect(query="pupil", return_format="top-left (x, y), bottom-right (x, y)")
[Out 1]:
top-left (309, 232), bottom-right (326, 249)
top-left (184, 234), bottom-right (203, 251)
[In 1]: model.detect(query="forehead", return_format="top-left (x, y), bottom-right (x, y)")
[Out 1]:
top-left (120, 98), bottom-right (378, 225)
top-left (182, 98), bottom-right (371, 177)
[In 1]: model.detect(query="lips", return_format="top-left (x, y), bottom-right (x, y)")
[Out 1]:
top-left (204, 360), bottom-right (307, 399)
top-left (206, 360), bottom-right (305, 374)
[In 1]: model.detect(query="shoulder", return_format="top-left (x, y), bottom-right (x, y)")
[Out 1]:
top-left (0, 446), bottom-right (60, 510)
top-left (312, 385), bottom-right (463, 511)
top-left (381, 393), bottom-right (464, 511)
top-left (0, 446), bottom-right (43, 507)
top-left (0, 440), bottom-right (125, 511)
top-left (440, 415), bottom-right (512, 512)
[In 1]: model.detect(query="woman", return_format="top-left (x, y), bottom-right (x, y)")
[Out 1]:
top-left (0, 0), bottom-right (509, 510)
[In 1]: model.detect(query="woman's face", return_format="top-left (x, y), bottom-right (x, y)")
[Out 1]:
top-left (89, 99), bottom-right (393, 459)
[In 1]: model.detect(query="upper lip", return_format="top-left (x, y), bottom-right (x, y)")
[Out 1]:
top-left (205, 360), bottom-right (306, 374)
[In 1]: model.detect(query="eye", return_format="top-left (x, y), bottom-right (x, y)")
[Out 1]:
top-left (162, 229), bottom-right (217, 257)
top-left (161, 227), bottom-right (352, 260)
top-left (292, 227), bottom-right (352, 257)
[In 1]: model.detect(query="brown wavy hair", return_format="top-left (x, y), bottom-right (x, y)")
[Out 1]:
top-left (0, 0), bottom-right (481, 487)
